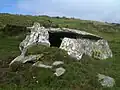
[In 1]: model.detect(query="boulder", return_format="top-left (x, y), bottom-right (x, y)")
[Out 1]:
top-left (97, 74), bottom-right (115, 87)
top-left (54, 67), bottom-right (66, 77)
top-left (60, 38), bottom-right (112, 60)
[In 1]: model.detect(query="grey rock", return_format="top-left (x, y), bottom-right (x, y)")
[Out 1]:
top-left (50, 27), bottom-right (102, 39)
top-left (50, 25), bottom-right (112, 60)
top-left (60, 38), bottom-right (84, 60)
top-left (32, 61), bottom-right (52, 69)
top-left (19, 22), bottom-right (50, 56)
top-left (22, 54), bottom-right (43, 63)
top-left (97, 74), bottom-right (115, 87)
top-left (54, 67), bottom-right (66, 77)
top-left (52, 61), bottom-right (64, 66)
top-left (9, 54), bottom-right (43, 65)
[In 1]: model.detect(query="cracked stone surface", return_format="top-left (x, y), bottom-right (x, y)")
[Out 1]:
top-left (19, 22), bottom-right (50, 56)
top-left (60, 38), bottom-right (112, 60)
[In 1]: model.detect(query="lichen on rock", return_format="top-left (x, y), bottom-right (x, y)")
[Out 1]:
top-left (60, 38), bottom-right (112, 60)
top-left (19, 22), bottom-right (50, 56)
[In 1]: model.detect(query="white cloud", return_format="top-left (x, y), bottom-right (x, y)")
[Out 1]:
top-left (17, 0), bottom-right (120, 22)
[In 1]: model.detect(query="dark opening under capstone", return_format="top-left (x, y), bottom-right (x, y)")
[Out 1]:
top-left (48, 31), bottom-right (102, 48)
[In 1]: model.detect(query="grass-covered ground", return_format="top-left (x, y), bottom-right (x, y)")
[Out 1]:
top-left (0, 13), bottom-right (120, 90)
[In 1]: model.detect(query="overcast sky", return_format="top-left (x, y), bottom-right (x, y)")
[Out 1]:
top-left (0, 0), bottom-right (120, 23)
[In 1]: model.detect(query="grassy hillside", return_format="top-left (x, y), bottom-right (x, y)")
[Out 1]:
top-left (0, 13), bottom-right (120, 90)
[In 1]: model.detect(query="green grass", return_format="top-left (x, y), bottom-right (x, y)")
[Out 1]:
top-left (0, 13), bottom-right (120, 90)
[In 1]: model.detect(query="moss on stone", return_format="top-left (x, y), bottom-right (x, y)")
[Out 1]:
top-left (92, 49), bottom-right (102, 59)
top-left (26, 44), bottom-right (69, 64)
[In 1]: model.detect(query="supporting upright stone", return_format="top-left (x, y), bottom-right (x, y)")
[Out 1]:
top-left (19, 22), bottom-right (50, 56)
top-left (60, 38), bottom-right (112, 60)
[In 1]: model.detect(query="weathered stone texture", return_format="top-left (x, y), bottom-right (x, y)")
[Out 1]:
top-left (19, 22), bottom-right (50, 56)
top-left (60, 38), bottom-right (112, 60)
top-left (10, 22), bottom-right (113, 65)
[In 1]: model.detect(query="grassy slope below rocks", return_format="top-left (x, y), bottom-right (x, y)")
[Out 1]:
top-left (0, 13), bottom-right (120, 90)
